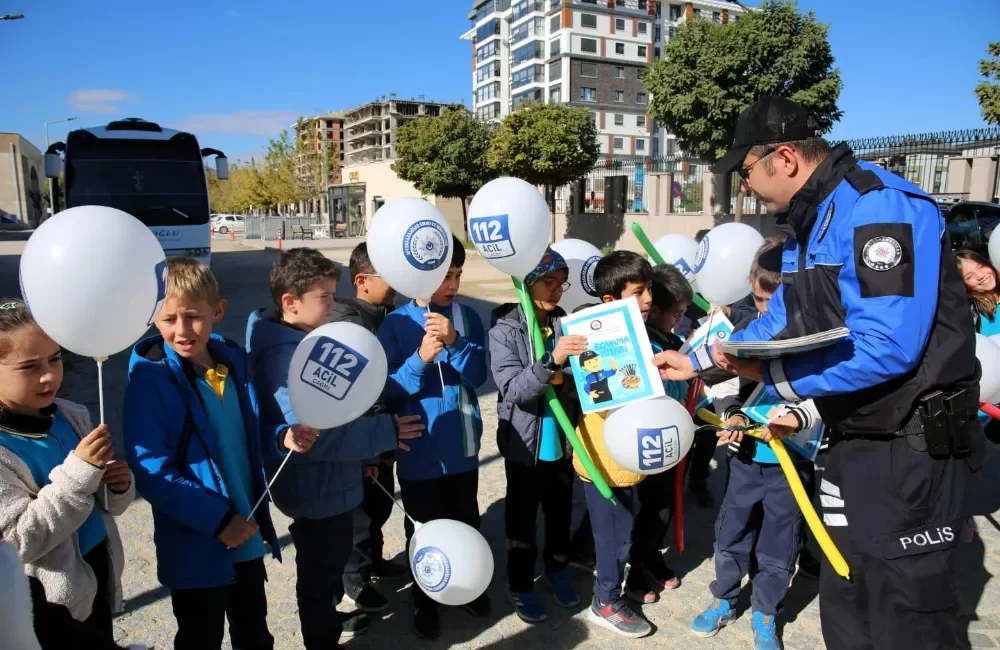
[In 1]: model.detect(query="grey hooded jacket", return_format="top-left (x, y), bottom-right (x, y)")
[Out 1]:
top-left (488, 303), bottom-right (580, 467)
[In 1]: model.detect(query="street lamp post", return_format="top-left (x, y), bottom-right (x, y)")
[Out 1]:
top-left (45, 116), bottom-right (76, 216)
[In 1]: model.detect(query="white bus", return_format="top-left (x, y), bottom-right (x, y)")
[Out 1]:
top-left (45, 118), bottom-right (228, 266)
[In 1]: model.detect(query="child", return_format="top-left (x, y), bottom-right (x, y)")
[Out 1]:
top-left (124, 258), bottom-right (283, 650)
top-left (689, 238), bottom-right (815, 650)
top-left (575, 250), bottom-right (654, 638)
top-left (335, 243), bottom-right (408, 613)
top-left (489, 248), bottom-right (587, 623)
top-left (0, 300), bottom-right (135, 649)
top-left (0, 534), bottom-right (41, 650)
top-left (377, 236), bottom-right (490, 640)
top-left (623, 263), bottom-right (692, 605)
top-left (246, 248), bottom-right (419, 648)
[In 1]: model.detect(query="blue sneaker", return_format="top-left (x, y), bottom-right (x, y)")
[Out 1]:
top-left (751, 611), bottom-right (782, 650)
top-left (690, 598), bottom-right (736, 638)
top-left (510, 588), bottom-right (548, 623)
top-left (546, 571), bottom-right (580, 608)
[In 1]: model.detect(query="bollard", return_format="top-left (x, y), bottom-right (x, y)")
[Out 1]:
top-left (230, 229), bottom-right (235, 241)
top-left (277, 231), bottom-right (283, 250)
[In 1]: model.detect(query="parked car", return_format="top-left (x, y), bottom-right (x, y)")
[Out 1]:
top-left (212, 214), bottom-right (245, 234)
top-left (944, 201), bottom-right (1000, 256)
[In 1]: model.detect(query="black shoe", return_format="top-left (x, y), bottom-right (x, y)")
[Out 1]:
top-left (412, 603), bottom-right (441, 640)
top-left (568, 548), bottom-right (597, 574)
top-left (372, 557), bottom-right (409, 581)
top-left (797, 549), bottom-right (821, 579)
top-left (340, 610), bottom-right (371, 639)
top-left (345, 585), bottom-right (389, 613)
top-left (689, 480), bottom-right (715, 508)
top-left (463, 593), bottom-right (492, 618)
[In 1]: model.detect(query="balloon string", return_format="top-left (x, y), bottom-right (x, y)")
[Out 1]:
top-left (371, 472), bottom-right (417, 526)
top-left (249, 450), bottom-right (293, 520)
top-left (96, 358), bottom-right (106, 425)
top-left (425, 305), bottom-right (447, 393)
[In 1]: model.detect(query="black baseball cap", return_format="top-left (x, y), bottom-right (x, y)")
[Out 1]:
top-left (710, 97), bottom-right (821, 174)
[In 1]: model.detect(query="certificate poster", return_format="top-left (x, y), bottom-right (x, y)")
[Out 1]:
top-left (742, 385), bottom-right (824, 462)
top-left (561, 297), bottom-right (664, 414)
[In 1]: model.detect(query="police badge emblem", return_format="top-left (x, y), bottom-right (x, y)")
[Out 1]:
top-left (402, 220), bottom-right (449, 271)
top-left (412, 546), bottom-right (452, 593)
top-left (862, 236), bottom-right (902, 271)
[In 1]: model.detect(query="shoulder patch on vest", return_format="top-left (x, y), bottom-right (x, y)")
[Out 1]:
top-left (862, 236), bottom-right (903, 271)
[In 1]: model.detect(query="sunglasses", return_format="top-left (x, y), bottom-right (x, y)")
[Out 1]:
top-left (738, 148), bottom-right (777, 183)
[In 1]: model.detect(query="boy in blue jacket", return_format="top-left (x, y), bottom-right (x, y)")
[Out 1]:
top-left (247, 248), bottom-right (422, 649)
top-left (377, 237), bottom-right (490, 640)
top-left (124, 258), bottom-right (288, 650)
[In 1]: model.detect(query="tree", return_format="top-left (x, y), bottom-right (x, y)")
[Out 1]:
top-left (644, 0), bottom-right (842, 216)
top-left (392, 108), bottom-right (494, 234)
top-left (488, 102), bottom-right (600, 190)
top-left (294, 117), bottom-right (341, 200)
top-left (975, 41), bottom-right (1000, 125)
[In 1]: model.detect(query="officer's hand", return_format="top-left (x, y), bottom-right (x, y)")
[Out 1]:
top-left (712, 345), bottom-right (764, 382)
top-left (653, 350), bottom-right (696, 381)
top-left (761, 413), bottom-right (799, 442)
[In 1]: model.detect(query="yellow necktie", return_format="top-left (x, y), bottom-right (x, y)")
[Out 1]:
top-left (204, 364), bottom-right (228, 401)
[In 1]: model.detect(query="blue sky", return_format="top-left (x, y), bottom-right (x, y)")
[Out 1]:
top-left (3, 0), bottom-right (997, 161)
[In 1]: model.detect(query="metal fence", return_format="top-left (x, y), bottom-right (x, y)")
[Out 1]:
top-left (582, 155), bottom-right (708, 214)
top-left (586, 126), bottom-right (1000, 215)
top-left (244, 216), bottom-right (316, 241)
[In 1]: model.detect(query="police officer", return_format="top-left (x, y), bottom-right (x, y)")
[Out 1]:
top-left (655, 96), bottom-right (985, 650)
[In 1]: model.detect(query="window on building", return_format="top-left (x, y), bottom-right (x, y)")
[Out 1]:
top-left (637, 115), bottom-right (646, 128)
top-left (613, 90), bottom-right (624, 102)
top-left (550, 14), bottom-right (560, 32)
top-left (613, 137), bottom-right (624, 150)
top-left (713, 11), bottom-right (720, 22)
top-left (476, 18), bottom-right (500, 43)
top-left (513, 87), bottom-right (544, 108)
top-left (614, 66), bottom-right (624, 78)
top-left (614, 114), bottom-right (624, 125)
top-left (476, 40), bottom-right (501, 63)
top-left (669, 3), bottom-right (682, 20)
top-left (550, 38), bottom-right (561, 57)
top-left (638, 45), bottom-right (647, 57)
top-left (638, 22), bottom-right (648, 34)
top-left (581, 13), bottom-right (597, 28)
top-left (580, 0), bottom-right (597, 3)
top-left (580, 87), bottom-right (597, 102)
top-left (590, 111), bottom-right (598, 124)
top-left (615, 42), bottom-right (625, 54)
top-left (637, 91), bottom-right (647, 104)
top-left (654, 46), bottom-right (660, 58)
top-left (512, 40), bottom-right (544, 65)
top-left (637, 68), bottom-right (645, 80)
top-left (693, 8), bottom-right (702, 17)
top-left (549, 60), bottom-right (561, 81)
top-left (654, 24), bottom-right (661, 41)
top-left (550, 86), bottom-right (562, 103)
top-left (667, 138), bottom-right (677, 155)
top-left (580, 37), bottom-right (597, 53)
top-left (615, 18), bottom-right (625, 30)
top-left (580, 61), bottom-right (598, 77)
top-left (636, 138), bottom-right (645, 151)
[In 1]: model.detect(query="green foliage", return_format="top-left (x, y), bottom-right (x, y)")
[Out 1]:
top-left (392, 108), bottom-right (495, 204)
top-left (487, 102), bottom-right (600, 187)
top-left (295, 117), bottom-right (340, 197)
top-left (975, 41), bottom-right (1000, 125)
top-left (679, 180), bottom-right (703, 212)
top-left (644, 0), bottom-right (842, 161)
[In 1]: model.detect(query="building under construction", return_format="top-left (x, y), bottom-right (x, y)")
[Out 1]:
top-left (342, 95), bottom-right (464, 166)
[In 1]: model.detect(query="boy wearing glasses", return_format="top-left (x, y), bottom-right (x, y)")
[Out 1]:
top-left (488, 248), bottom-right (588, 624)
top-left (333, 243), bottom-right (408, 615)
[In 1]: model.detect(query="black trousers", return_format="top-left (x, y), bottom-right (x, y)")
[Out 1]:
top-left (504, 458), bottom-right (574, 591)
top-left (399, 470), bottom-right (480, 609)
top-left (687, 428), bottom-right (718, 484)
top-left (711, 458), bottom-right (801, 616)
top-left (287, 512), bottom-right (354, 649)
top-left (31, 541), bottom-right (122, 650)
top-left (818, 436), bottom-right (974, 650)
top-left (629, 469), bottom-right (674, 571)
top-left (344, 463), bottom-right (396, 591)
top-left (170, 558), bottom-right (273, 650)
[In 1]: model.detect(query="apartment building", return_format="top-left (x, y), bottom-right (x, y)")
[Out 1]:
top-left (294, 113), bottom-right (345, 187)
top-left (463, 0), bottom-right (744, 159)
top-left (342, 96), bottom-right (464, 167)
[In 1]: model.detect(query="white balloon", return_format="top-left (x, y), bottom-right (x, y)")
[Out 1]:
top-left (409, 519), bottom-right (494, 606)
top-left (467, 177), bottom-right (551, 278)
top-left (551, 238), bottom-right (602, 312)
top-left (976, 333), bottom-right (1000, 405)
top-left (990, 229), bottom-right (1000, 270)
top-left (651, 233), bottom-right (699, 291)
top-left (603, 396), bottom-right (695, 475)
top-left (287, 322), bottom-right (387, 429)
top-left (693, 223), bottom-right (765, 306)
top-left (19, 206), bottom-right (167, 359)
top-left (366, 198), bottom-right (452, 300)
